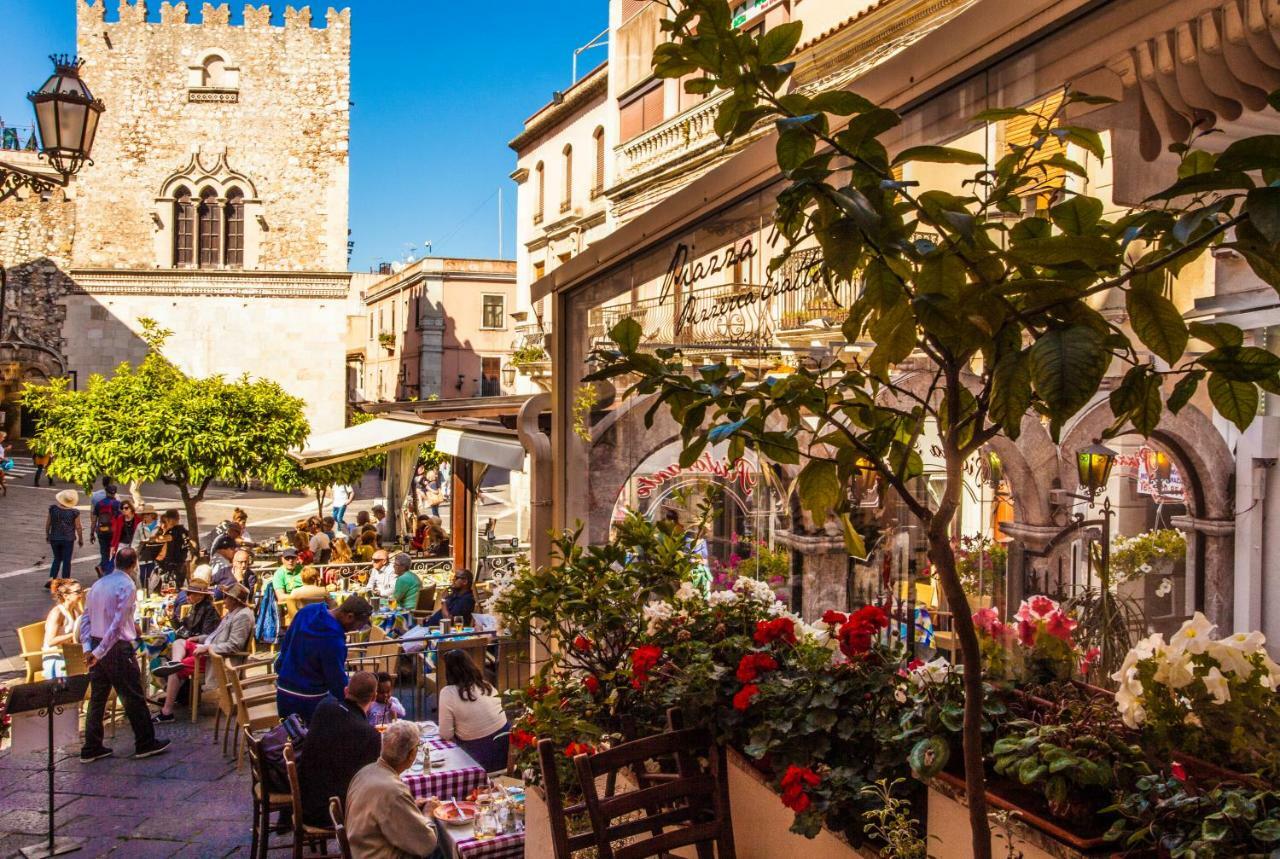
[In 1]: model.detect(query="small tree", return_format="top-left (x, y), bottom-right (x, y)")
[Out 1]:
top-left (277, 410), bottom-right (384, 517)
top-left (23, 319), bottom-right (309, 537)
top-left (588, 4), bottom-right (1280, 856)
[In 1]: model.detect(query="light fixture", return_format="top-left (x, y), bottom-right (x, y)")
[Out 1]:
top-left (28, 55), bottom-right (105, 178)
top-left (1076, 440), bottom-right (1117, 498)
top-left (981, 450), bottom-right (1004, 490)
top-left (501, 363), bottom-right (516, 387)
top-left (1142, 446), bottom-right (1173, 490)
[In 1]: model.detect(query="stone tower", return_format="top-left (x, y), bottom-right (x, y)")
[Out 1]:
top-left (0, 1), bottom-right (355, 436)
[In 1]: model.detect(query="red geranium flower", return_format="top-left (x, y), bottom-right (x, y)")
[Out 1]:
top-left (821, 610), bottom-right (848, 626)
top-left (564, 742), bottom-right (594, 758)
top-left (630, 644), bottom-right (664, 688)
top-left (836, 605), bottom-right (890, 660)
top-left (753, 617), bottom-right (797, 646)
top-left (573, 635), bottom-right (593, 652)
top-left (732, 683), bottom-right (760, 711)
top-left (584, 675), bottom-right (601, 695)
top-left (511, 728), bottom-right (537, 749)
top-left (735, 652), bottom-right (779, 683)
top-left (1171, 761), bottom-right (1187, 783)
top-left (779, 764), bottom-right (821, 813)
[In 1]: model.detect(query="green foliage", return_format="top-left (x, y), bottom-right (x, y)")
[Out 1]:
top-left (1105, 774), bottom-right (1280, 858)
top-left (275, 410), bottom-right (383, 515)
top-left (860, 778), bottom-right (929, 859)
top-left (509, 343), bottom-right (548, 368)
top-left (1110, 528), bottom-right (1187, 583)
top-left (22, 318), bottom-right (308, 533)
top-left (953, 535), bottom-right (1008, 600)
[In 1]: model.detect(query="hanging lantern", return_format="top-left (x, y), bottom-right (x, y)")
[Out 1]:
top-left (1142, 447), bottom-right (1173, 487)
top-left (1076, 441), bottom-right (1117, 497)
top-left (982, 450), bottom-right (1005, 489)
top-left (28, 55), bottom-right (105, 178)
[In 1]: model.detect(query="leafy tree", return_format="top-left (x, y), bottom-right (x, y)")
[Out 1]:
top-left (588, 3), bottom-right (1280, 856)
top-left (23, 318), bottom-right (309, 537)
top-left (276, 410), bottom-right (384, 517)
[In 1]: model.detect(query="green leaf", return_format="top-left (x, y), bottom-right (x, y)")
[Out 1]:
top-left (1177, 150), bottom-right (1217, 179)
top-left (1050, 196), bottom-right (1104, 235)
top-left (1168, 371), bottom-right (1204, 415)
top-left (796, 459), bottom-right (842, 525)
top-left (816, 219), bottom-right (863, 282)
top-left (1199, 346), bottom-right (1280, 382)
top-left (891, 145), bottom-right (987, 167)
top-left (1216, 135), bottom-right (1280, 171)
top-left (1110, 367), bottom-right (1163, 436)
top-left (1207, 372), bottom-right (1259, 431)
top-left (1028, 326), bottom-right (1110, 420)
top-left (1245, 186), bottom-right (1280, 244)
top-left (776, 127), bottom-right (816, 172)
top-left (1251, 818), bottom-right (1280, 842)
top-left (972, 107), bottom-right (1031, 123)
top-left (1126, 288), bottom-right (1188, 364)
top-left (1188, 321), bottom-right (1244, 349)
top-left (839, 513), bottom-right (867, 559)
top-left (808, 90), bottom-right (874, 116)
top-left (1008, 235), bottom-right (1120, 268)
top-left (679, 435), bottom-right (709, 469)
top-left (1057, 125), bottom-right (1106, 161)
top-left (909, 736), bottom-right (950, 779)
top-left (1146, 171), bottom-right (1255, 200)
top-left (610, 317), bottom-right (642, 354)
top-left (757, 21), bottom-right (803, 64)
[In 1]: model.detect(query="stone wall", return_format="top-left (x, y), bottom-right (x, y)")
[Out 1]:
top-left (74, 0), bottom-right (351, 271)
top-left (0, 181), bottom-right (77, 352)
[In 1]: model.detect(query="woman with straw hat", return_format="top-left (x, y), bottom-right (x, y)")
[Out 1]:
top-left (44, 489), bottom-right (83, 589)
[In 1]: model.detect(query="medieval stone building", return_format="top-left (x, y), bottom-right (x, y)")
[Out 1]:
top-left (0, 0), bottom-right (353, 437)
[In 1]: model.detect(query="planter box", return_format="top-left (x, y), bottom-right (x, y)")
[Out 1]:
top-left (928, 774), bottom-right (1121, 859)
top-left (524, 750), bottom-right (874, 859)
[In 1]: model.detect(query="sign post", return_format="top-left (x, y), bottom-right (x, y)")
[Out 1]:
top-left (7, 675), bottom-right (90, 858)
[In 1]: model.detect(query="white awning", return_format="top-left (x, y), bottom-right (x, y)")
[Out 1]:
top-left (289, 418), bottom-right (435, 470)
top-left (434, 426), bottom-right (526, 472)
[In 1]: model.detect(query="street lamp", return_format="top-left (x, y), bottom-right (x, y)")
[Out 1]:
top-left (501, 363), bottom-right (517, 388)
top-left (1076, 440), bottom-right (1117, 499)
top-left (1, 55), bottom-right (104, 202)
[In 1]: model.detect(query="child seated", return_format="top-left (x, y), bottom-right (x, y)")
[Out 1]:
top-left (366, 672), bottom-right (406, 726)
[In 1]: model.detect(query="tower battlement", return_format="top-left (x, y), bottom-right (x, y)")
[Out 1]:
top-left (77, 1), bottom-right (351, 30)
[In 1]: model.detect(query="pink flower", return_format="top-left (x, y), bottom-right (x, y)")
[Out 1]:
top-left (1017, 620), bottom-right (1037, 648)
top-left (972, 607), bottom-right (1006, 639)
top-left (1044, 611), bottom-right (1077, 643)
top-left (1171, 761), bottom-right (1187, 783)
top-left (1079, 647), bottom-right (1101, 674)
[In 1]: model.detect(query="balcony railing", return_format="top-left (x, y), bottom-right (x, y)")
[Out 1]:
top-left (615, 90), bottom-right (729, 183)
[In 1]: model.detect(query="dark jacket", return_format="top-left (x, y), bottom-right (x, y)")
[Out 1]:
top-left (177, 598), bottom-right (220, 640)
top-left (297, 696), bottom-right (380, 827)
top-left (275, 603), bottom-right (347, 700)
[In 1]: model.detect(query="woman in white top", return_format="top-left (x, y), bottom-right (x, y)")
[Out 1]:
top-left (42, 579), bottom-right (84, 677)
top-left (437, 648), bottom-right (509, 772)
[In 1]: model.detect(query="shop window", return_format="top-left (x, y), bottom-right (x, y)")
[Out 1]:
top-left (173, 186), bottom-right (194, 267)
top-left (482, 294), bottom-right (506, 329)
top-left (619, 81), bottom-right (665, 142)
top-left (481, 356), bottom-right (501, 396)
top-left (223, 187), bottom-right (244, 268)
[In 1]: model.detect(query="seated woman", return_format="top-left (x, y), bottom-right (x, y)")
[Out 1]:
top-left (437, 648), bottom-right (509, 773)
top-left (424, 517), bottom-right (450, 558)
top-left (152, 582), bottom-right (255, 722)
top-left (42, 579), bottom-right (84, 678)
top-left (408, 514), bottom-right (432, 553)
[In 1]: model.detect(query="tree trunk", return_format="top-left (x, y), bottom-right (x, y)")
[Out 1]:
top-left (179, 487), bottom-right (201, 551)
top-left (315, 488), bottom-right (328, 519)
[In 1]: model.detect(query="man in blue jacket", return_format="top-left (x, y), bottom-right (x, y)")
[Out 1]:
top-left (275, 595), bottom-right (373, 723)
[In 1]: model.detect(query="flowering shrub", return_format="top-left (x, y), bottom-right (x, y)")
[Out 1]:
top-left (1112, 613), bottom-right (1280, 777)
top-left (1110, 528), bottom-right (1186, 584)
top-left (953, 535), bottom-right (1008, 600)
top-left (971, 596), bottom-right (1082, 684)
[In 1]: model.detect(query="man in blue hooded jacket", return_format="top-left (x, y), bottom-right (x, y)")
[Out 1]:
top-left (275, 595), bottom-right (373, 723)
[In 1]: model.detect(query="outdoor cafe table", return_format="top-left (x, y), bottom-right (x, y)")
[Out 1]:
top-left (436, 823), bottom-right (525, 859)
top-left (402, 739), bottom-right (525, 859)
top-left (406, 629), bottom-right (501, 712)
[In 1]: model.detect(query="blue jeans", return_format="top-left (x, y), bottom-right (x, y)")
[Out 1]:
top-left (48, 540), bottom-right (74, 578)
top-left (458, 722), bottom-right (511, 773)
top-left (332, 505), bottom-right (347, 526)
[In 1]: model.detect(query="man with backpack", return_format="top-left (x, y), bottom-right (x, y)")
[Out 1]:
top-left (90, 483), bottom-right (122, 576)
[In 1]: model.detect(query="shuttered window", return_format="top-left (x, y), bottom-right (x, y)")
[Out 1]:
top-left (224, 187), bottom-right (244, 268)
top-left (619, 81), bottom-right (665, 142)
top-left (1000, 91), bottom-right (1067, 208)
top-left (197, 187), bottom-right (221, 268)
top-left (173, 187), bottom-right (194, 267)
top-left (593, 126), bottom-right (605, 196)
top-left (562, 144), bottom-right (573, 213)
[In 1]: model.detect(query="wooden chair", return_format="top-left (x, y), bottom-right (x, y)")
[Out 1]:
top-left (435, 636), bottom-right (489, 689)
top-left (347, 626), bottom-right (400, 676)
top-left (215, 654), bottom-right (279, 767)
top-left (245, 726), bottom-right (292, 859)
top-left (191, 646), bottom-right (253, 723)
top-left (328, 797), bottom-right (354, 859)
top-left (281, 742), bottom-right (340, 859)
top-left (571, 726), bottom-right (736, 859)
top-left (61, 643), bottom-right (88, 677)
top-left (17, 622), bottom-right (54, 683)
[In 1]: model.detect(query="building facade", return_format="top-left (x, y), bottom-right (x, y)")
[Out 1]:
top-left (0, 0), bottom-right (353, 436)
top-left (350, 256), bottom-right (518, 404)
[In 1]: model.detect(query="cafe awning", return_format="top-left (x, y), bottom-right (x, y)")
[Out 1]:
top-left (434, 425), bottom-right (526, 472)
top-left (289, 417), bottom-right (435, 470)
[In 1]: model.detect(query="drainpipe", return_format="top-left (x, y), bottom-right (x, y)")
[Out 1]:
top-left (1236, 416), bottom-right (1279, 634)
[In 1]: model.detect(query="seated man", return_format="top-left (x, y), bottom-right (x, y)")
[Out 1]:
top-left (346, 721), bottom-right (440, 859)
top-left (424, 569), bottom-right (476, 628)
top-left (391, 553), bottom-right (421, 611)
top-left (171, 573), bottom-right (220, 654)
top-left (272, 547), bottom-right (305, 595)
top-left (298, 671), bottom-right (381, 828)
top-left (285, 566), bottom-right (332, 620)
top-left (153, 582), bottom-right (255, 722)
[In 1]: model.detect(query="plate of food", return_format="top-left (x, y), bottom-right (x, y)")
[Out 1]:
top-left (432, 801), bottom-right (476, 825)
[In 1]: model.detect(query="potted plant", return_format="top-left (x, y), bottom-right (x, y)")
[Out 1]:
top-left (377, 331), bottom-right (396, 351)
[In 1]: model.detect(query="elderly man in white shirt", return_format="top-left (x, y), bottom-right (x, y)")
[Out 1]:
top-left (79, 547), bottom-right (171, 762)
top-left (368, 549), bottom-right (396, 599)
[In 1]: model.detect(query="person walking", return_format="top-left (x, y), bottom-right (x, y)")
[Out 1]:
top-left (45, 489), bottom-right (83, 589)
top-left (78, 547), bottom-right (171, 762)
top-left (32, 451), bottom-right (54, 486)
top-left (274, 595), bottom-right (373, 723)
top-left (89, 483), bottom-right (122, 576)
top-left (331, 482), bottom-right (354, 529)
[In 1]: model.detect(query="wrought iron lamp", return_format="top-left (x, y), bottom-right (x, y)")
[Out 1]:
top-left (501, 363), bottom-right (516, 388)
top-left (1076, 440), bottom-right (1117, 499)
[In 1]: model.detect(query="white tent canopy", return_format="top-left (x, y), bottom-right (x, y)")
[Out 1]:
top-left (289, 417), bottom-right (434, 470)
top-left (434, 426), bottom-right (526, 472)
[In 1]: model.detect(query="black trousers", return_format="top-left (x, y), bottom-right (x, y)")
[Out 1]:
top-left (83, 638), bottom-right (156, 754)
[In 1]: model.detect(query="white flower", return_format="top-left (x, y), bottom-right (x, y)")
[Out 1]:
top-left (675, 581), bottom-right (700, 603)
top-left (1154, 650), bottom-right (1196, 689)
top-left (894, 688), bottom-right (907, 704)
top-left (1207, 641), bottom-right (1255, 678)
top-left (908, 658), bottom-right (952, 689)
top-left (642, 600), bottom-right (674, 634)
top-left (1220, 630), bottom-right (1267, 655)
top-left (1156, 577), bottom-right (1172, 598)
top-left (1203, 667), bottom-right (1232, 705)
top-left (708, 589), bottom-right (739, 608)
top-left (1115, 684), bottom-right (1147, 728)
top-left (1169, 612), bottom-right (1216, 655)
top-left (1133, 632), bottom-right (1166, 660)
top-left (1139, 563), bottom-right (1153, 574)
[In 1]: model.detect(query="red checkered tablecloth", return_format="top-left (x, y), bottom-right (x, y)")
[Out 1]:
top-left (402, 763), bottom-right (488, 801)
top-left (454, 832), bottom-right (525, 859)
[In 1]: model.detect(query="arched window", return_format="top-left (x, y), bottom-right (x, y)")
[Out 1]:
top-left (201, 55), bottom-right (226, 87)
top-left (173, 186), bottom-right (195, 267)
top-left (593, 126), bottom-right (605, 196)
top-left (224, 187), bottom-right (244, 268)
top-left (534, 161), bottom-right (545, 223)
top-left (197, 187), bottom-right (221, 268)
top-left (562, 144), bottom-right (573, 213)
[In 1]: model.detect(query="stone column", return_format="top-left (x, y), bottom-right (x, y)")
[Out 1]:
top-left (1171, 515), bottom-right (1236, 632)
top-left (775, 529), bottom-right (847, 622)
top-left (417, 316), bottom-right (444, 398)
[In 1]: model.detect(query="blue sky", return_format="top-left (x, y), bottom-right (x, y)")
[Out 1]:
top-left (0, 0), bottom-right (607, 270)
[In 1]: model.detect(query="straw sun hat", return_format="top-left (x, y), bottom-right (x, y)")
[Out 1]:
top-left (55, 489), bottom-right (79, 509)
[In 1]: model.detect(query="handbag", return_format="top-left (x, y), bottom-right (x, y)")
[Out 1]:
top-left (260, 714), bottom-right (307, 793)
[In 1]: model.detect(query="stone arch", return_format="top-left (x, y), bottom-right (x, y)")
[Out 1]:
top-left (187, 48), bottom-right (240, 91)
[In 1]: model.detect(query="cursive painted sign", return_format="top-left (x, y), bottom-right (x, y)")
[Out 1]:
top-left (636, 451), bottom-right (759, 498)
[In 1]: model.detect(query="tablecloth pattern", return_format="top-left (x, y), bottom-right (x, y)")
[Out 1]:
top-left (426, 738), bottom-right (456, 751)
top-left (453, 832), bottom-right (525, 859)
top-left (402, 764), bottom-right (488, 801)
